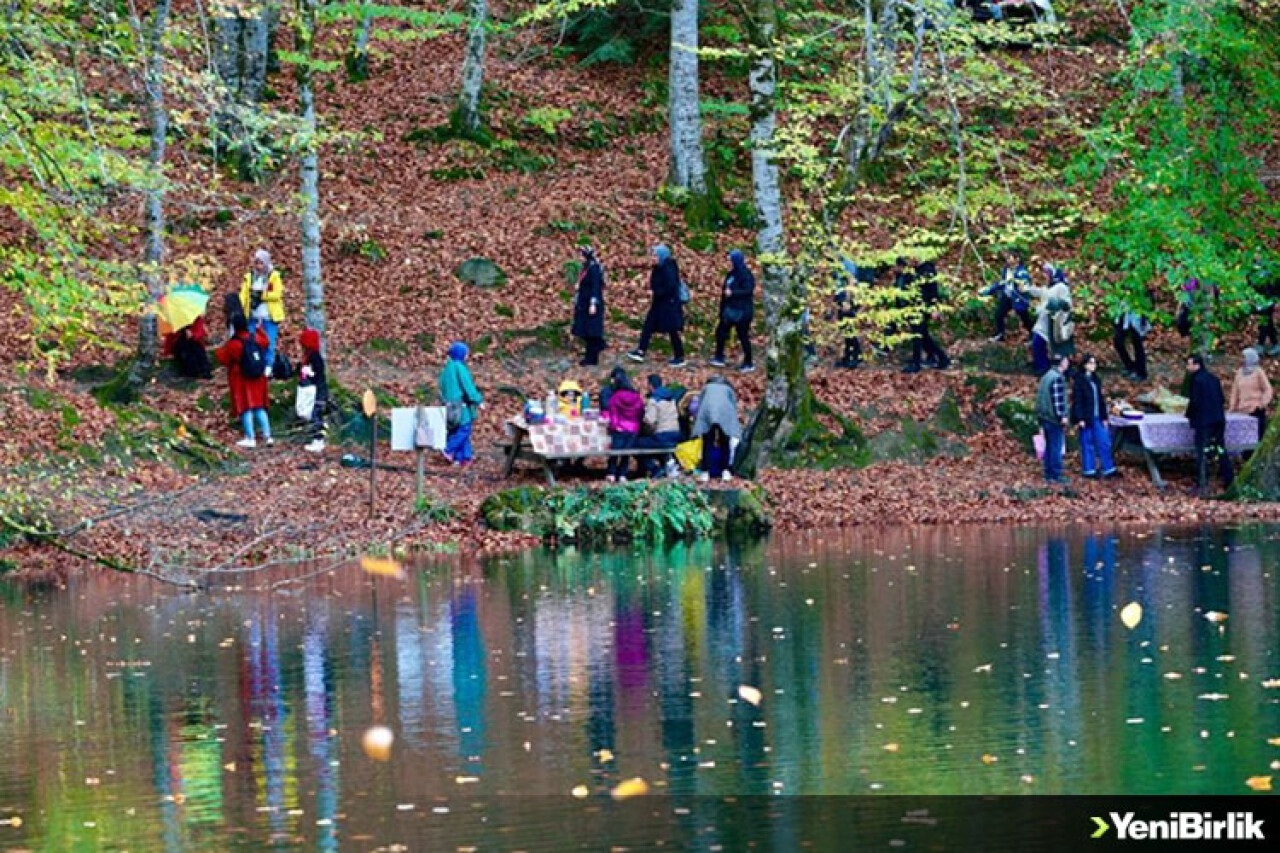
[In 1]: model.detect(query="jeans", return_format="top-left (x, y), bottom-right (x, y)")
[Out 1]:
top-left (1078, 418), bottom-right (1115, 476)
top-left (700, 427), bottom-right (732, 476)
top-left (1113, 322), bottom-right (1147, 379)
top-left (255, 319), bottom-right (279, 374)
top-left (634, 431), bottom-right (681, 475)
top-left (909, 316), bottom-right (948, 368)
top-left (1041, 420), bottom-right (1065, 482)
top-left (608, 431), bottom-right (638, 478)
top-left (1031, 334), bottom-right (1051, 375)
top-left (309, 397), bottom-right (328, 442)
top-left (1194, 422), bottom-right (1233, 492)
top-left (994, 294), bottom-right (1031, 338)
top-left (240, 408), bottom-right (271, 440)
top-left (713, 317), bottom-right (753, 366)
top-left (580, 336), bottom-right (606, 365)
top-left (636, 313), bottom-right (684, 361)
top-left (446, 421), bottom-right (474, 463)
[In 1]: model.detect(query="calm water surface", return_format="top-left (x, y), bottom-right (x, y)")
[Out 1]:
top-left (1, 525), bottom-right (1278, 849)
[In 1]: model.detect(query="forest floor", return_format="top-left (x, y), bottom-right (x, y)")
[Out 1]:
top-left (3, 6), bottom-right (1279, 580)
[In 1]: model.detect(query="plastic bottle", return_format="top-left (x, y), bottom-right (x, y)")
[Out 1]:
top-left (582, 391), bottom-right (591, 417)
top-left (545, 390), bottom-right (557, 423)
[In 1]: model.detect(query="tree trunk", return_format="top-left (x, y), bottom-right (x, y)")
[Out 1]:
top-left (1233, 418), bottom-right (1280, 500)
top-left (297, 0), bottom-right (325, 338)
top-left (668, 0), bottom-right (706, 193)
top-left (456, 0), bottom-right (488, 134)
top-left (212, 0), bottom-right (275, 178)
top-left (739, 0), bottom-right (808, 475)
top-left (347, 4), bottom-right (373, 81)
top-left (128, 0), bottom-right (172, 392)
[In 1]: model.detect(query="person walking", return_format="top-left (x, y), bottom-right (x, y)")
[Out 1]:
top-left (1028, 266), bottom-right (1073, 375)
top-left (298, 328), bottom-right (329, 453)
top-left (1185, 353), bottom-right (1233, 496)
top-left (710, 250), bottom-right (755, 372)
top-left (1229, 347), bottom-right (1273, 441)
top-left (215, 314), bottom-right (272, 448)
top-left (833, 258), bottom-right (868, 369)
top-left (572, 245), bottom-right (606, 366)
top-left (603, 367), bottom-right (645, 482)
top-left (628, 245), bottom-right (686, 367)
top-left (1112, 301), bottom-right (1151, 381)
top-left (691, 375), bottom-right (742, 482)
top-left (239, 249), bottom-right (285, 377)
top-left (1071, 354), bottom-right (1118, 479)
top-left (1036, 353), bottom-right (1071, 484)
top-left (439, 341), bottom-right (483, 466)
top-left (980, 249), bottom-right (1033, 342)
top-left (904, 260), bottom-right (950, 373)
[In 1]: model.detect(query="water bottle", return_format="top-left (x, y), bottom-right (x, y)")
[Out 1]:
top-left (545, 390), bottom-right (557, 422)
top-left (582, 391), bottom-right (591, 417)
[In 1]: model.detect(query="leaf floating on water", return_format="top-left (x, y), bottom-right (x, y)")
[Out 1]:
top-left (1120, 602), bottom-right (1143, 630)
top-left (737, 685), bottom-right (763, 707)
top-left (1245, 776), bottom-right (1272, 792)
top-left (610, 777), bottom-right (649, 801)
top-left (1020, 775), bottom-right (1036, 785)
top-left (361, 557), bottom-right (405, 579)
top-left (1261, 679), bottom-right (1280, 689)
top-left (455, 776), bottom-right (479, 785)
top-left (1204, 611), bottom-right (1229, 624)
top-left (981, 754), bottom-right (999, 765)
top-left (571, 785), bottom-right (589, 799)
top-left (883, 743), bottom-right (900, 753)
top-left (595, 748), bottom-right (614, 763)
top-left (973, 663), bottom-right (992, 674)
top-left (1197, 693), bottom-right (1230, 702)
top-left (1163, 672), bottom-right (1183, 680)
top-left (1265, 738), bottom-right (1280, 746)
top-left (361, 726), bottom-right (395, 761)
top-left (0, 816), bottom-right (21, 828)
top-left (223, 762), bottom-right (237, 772)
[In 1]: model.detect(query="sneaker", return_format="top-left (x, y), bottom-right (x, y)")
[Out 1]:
top-left (605, 475), bottom-right (616, 483)
top-left (931, 357), bottom-right (951, 370)
top-left (626, 351), bottom-right (646, 363)
top-left (236, 438), bottom-right (256, 449)
top-left (902, 364), bottom-right (922, 374)
top-left (1102, 469), bottom-right (1121, 479)
top-left (264, 436), bottom-right (274, 446)
top-left (618, 476), bottom-right (627, 483)
top-left (305, 440), bottom-right (326, 453)
top-left (697, 471), bottom-right (710, 483)
top-left (988, 333), bottom-right (1005, 343)
top-left (721, 471), bottom-right (732, 482)
top-left (668, 359), bottom-right (687, 368)
top-left (709, 357), bottom-right (728, 368)
top-left (667, 466), bottom-right (681, 479)
top-left (738, 364), bottom-right (756, 374)
top-left (264, 366), bottom-right (273, 379)
top-left (1082, 471), bottom-right (1098, 479)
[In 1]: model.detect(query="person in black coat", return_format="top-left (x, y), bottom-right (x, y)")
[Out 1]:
top-left (628, 244), bottom-right (686, 367)
top-left (1069, 354), bottom-right (1117, 478)
top-left (572, 245), bottom-right (606, 366)
top-left (710, 249), bottom-right (755, 372)
top-left (904, 260), bottom-right (950, 373)
top-left (1185, 353), bottom-right (1233, 495)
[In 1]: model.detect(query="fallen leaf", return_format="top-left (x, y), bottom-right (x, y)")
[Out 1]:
top-left (571, 785), bottom-right (589, 799)
top-left (1120, 601), bottom-right (1143, 629)
top-left (1204, 611), bottom-right (1229, 624)
top-left (737, 685), bottom-right (763, 707)
top-left (595, 748), bottom-right (614, 763)
top-left (1245, 776), bottom-right (1272, 792)
top-left (883, 743), bottom-right (900, 753)
top-left (981, 754), bottom-right (999, 765)
top-left (362, 726), bottom-right (395, 761)
top-left (361, 557), bottom-right (405, 579)
top-left (610, 777), bottom-right (649, 800)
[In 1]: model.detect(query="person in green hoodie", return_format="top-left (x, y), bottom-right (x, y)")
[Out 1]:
top-left (439, 341), bottom-right (483, 466)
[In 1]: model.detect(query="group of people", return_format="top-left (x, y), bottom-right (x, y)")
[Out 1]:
top-left (1036, 347), bottom-right (1273, 495)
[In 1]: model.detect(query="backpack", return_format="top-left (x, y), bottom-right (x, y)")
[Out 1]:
top-left (445, 400), bottom-right (466, 430)
top-left (272, 350), bottom-right (294, 380)
top-left (240, 334), bottom-right (266, 379)
top-left (1051, 309), bottom-right (1074, 346)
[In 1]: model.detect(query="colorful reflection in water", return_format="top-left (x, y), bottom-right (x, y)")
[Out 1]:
top-left (0, 525), bottom-right (1277, 849)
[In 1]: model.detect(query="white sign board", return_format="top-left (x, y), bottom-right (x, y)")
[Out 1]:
top-left (390, 406), bottom-right (446, 452)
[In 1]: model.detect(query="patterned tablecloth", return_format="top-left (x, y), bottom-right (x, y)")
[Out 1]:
top-left (1108, 412), bottom-right (1259, 453)
top-left (507, 416), bottom-right (610, 456)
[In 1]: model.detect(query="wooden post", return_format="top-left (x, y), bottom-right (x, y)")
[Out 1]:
top-left (363, 389), bottom-right (377, 518)
top-left (415, 448), bottom-right (425, 504)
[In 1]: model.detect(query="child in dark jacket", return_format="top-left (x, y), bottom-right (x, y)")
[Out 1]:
top-left (299, 329), bottom-right (329, 452)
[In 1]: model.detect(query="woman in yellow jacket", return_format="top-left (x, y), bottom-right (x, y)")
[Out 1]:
top-left (239, 249), bottom-right (285, 375)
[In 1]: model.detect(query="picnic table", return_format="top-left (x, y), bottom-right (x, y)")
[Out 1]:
top-left (1108, 412), bottom-right (1259, 489)
top-left (501, 416), bottom-right (673, 485)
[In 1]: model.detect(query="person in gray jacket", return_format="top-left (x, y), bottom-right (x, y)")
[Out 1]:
top-left (692, 376), bottom-right (743, 481)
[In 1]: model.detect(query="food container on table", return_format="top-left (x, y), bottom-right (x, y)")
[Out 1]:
top-left (1122, 410), bottom-right (1144, 421)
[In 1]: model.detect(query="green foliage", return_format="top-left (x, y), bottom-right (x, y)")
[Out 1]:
top-left (413, 496), bottom-right (459, 524)
top-left (522, 107), bottom-right (574, 137)
top-left (528, 1), bottom-right (666, 67)
top-left (482, 481), bottom-right (717, 545)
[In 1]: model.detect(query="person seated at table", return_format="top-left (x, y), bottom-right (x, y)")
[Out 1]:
top-left (165, 316), bottom-right (213, 379)
top-left (1186, 353), bottom-right (1232, 497)
top-left (636, 374), bottom-right (684, 478)
top-left (692, 375), bottom-right (743, 483)
top-left (1229, 347), bottom-right (1273, 440)
top-left (1070, 354), bottom-right (1118, 480)
top-left (603, 367), bottom-right (644, 483)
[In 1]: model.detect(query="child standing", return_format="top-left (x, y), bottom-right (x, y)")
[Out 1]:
top-left (299, 329), bottom-right (329, 453)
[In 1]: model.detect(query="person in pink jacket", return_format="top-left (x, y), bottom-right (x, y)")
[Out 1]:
top-left (604, 367), bottom-right (645, 482)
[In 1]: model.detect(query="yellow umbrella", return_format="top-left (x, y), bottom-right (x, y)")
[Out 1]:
top-left (157, 284), bottom-right (210, 333)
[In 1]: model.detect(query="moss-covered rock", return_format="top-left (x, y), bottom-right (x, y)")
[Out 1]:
top-left (706, 487), bottom-right (773, 537)
top-left (995, 397), bottom-right (1039, 454)
top-left (457, 257), bottom-right (507, 288)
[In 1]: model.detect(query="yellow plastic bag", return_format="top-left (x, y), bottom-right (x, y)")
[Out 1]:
top-left (674, 439), bottom-right (701, 472)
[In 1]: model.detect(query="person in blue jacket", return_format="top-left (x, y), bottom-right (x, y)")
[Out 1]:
top-left (980, 249), bottom-right (1033, 342)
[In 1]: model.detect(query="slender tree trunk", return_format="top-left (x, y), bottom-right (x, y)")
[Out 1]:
top-left (668, 0), bottom-right (706, 193)
top-left (456, 0), bottom-right (488, 133)
top-left (212, 0), bottom-right (275, 178)
top-left (739, 0), bottom-right (807, 475)
top-left (128, 0), bottom-right (172, 391)
top-left (347, 3), bottom-right (373, 81)
top-left (297, 0), bottom-right (325, 337)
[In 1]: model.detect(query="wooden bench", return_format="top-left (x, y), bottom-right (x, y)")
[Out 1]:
top-left (497, 440), bottom-right (674, 485)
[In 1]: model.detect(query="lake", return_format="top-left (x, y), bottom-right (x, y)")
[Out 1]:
top-left (0, 524), bottom-right (1277, 849)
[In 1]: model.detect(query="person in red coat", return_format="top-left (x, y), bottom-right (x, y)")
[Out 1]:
top-left (216, 314), bottom-right (273, 448)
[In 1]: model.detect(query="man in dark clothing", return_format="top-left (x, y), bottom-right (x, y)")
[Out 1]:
top-left (1036, 354), bottom-right (1071, 484)
top-left (1185, 354), bottom-right (1233, 495)
top-left (629, 244), bottom-right (686, 367)
top-left (1250, 260), bottom-right (1280, 356)
top-left (710, 249), bottom-right (755, 372)
top-left (572, 246), bottom-right (606, 366)
top-left (1113, 305), bottom-right (1150, 382)
top-left (833, 259), bottom-right (867, 369)
top-left (904, 260), bottom-right (951, 373)
top-left (980, 249), bottom-right (1033, 342)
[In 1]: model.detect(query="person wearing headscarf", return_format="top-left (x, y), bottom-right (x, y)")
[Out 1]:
top-left (572, 245), bottom-right (607, 366)
top-left (979, 249), bottom-right (1032, 342)
top-left (239, 248), bottom-right (286, 377)
top-left (692, 375), bottom-right (742, 482)
top-left (215, 314), bottom-right (272, 448)
top-left (603, 367), bottom-right (645, 482)
top-left (1229, 347), bottom-right (1273, 440)
top-left (1027, 265), bottom-right (1073, 375)
top-left (903, 259), bottom-right (950, 373)
top-left (628, 244), bottom-right (686, 367)
top-left (298, 328), bottom-right (329, 453)
top-left (710, 250), bottom-right (756, 372)
top-left (439, 341), bottom-right (483, 466)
